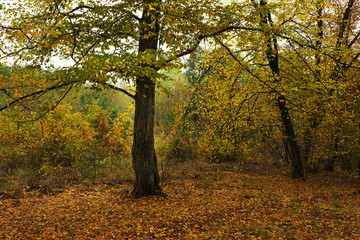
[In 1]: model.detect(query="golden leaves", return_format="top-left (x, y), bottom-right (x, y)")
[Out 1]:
top-left (0, 164), bottom-right (360, 239)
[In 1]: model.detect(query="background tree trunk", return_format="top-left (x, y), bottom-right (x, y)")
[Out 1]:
top-left (258, 0), bottom-right (304, 179)
top-left (277, 95), bottom-right (304, 179)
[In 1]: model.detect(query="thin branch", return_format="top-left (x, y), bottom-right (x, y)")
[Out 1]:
top-left (0, 89), bottom-right (32, 111)
top-left (30, 84), bottom-right (74, 122)
top-left (65, 5), bottom-right (94, 15)
top-left (288, 42), bottom-right (329, 91)
top-left (0, 81), bottom-right (76, 112)
top-left (344, 51), bottom-right (360, 71)
top-left (105, 83), bottom-right (135, 99)
top-left (167, 26), bottom-right (261, 63)
top-left (0, 25), bottom-right (22, 30)
top-left (214, 37), bottom-right (263, 82)
top-left (215, 37), bottom-right (307, 113)
top-left (348, 30), bottom-right (360, 48)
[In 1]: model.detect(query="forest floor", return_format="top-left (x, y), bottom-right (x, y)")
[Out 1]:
top-left (0, 162), bottom-right (360, 239)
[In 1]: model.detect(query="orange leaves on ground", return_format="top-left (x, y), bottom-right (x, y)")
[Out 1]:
top-left (1, 163), bottom-right (360, 239)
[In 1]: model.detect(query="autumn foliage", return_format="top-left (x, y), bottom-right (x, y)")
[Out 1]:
top-left (0, 0), bottom-right (360, 237)
top-left (1, 163), bottom-right (360, 239)
top-left (0, 89), bottom-right (134, 193)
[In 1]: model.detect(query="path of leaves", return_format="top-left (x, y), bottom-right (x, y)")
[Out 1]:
top-left (1, 164), bottom-right (360, 239)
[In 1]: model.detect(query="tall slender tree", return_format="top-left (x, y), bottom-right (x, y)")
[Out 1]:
top-left (256, 0), bottom-right (304, 178)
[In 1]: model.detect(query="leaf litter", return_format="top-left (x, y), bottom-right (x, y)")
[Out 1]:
top-left (0, 163), bottom-right (359, 239)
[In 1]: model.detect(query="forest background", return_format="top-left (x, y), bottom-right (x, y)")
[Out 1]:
top-left (0, 0), bottom-right (360, 197)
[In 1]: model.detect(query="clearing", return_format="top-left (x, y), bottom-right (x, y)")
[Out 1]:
top-left (1, 162), bottom-right (359, 239)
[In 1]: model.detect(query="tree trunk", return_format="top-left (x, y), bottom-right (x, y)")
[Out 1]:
top-left (132, 76), bottom-right (161, 198)
top-left (131, 0), bottom-right (162, 198)
top-left (258, 0), bottom-right (304, 179)
top-left (324, 134), bottom-right (340, 171)
top-left (277, 95), bottom-right (304, 179)
top-left (282, 136), bottom-right (290, 165)
top-left (303, 117), bottom-right (320, 170)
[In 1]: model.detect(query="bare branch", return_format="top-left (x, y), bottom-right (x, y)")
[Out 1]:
top-left (0, 81), bottom-right (76, 112)
top-left (348, 30), bottom-right (360, 49)
top-left (167, 26), bottom-right (260, 64)
top-left (104, 83), bottom-right (135, 100)
top-left (215, 36), bottom-right (306, 113)
top-left (29, 84), bottom-right (74, 122)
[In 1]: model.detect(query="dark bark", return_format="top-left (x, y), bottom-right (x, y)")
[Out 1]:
top-left (259, 0), bottom-right (304, 179)
top-left (282, 137), bottom-right (290, 165)
top-left (132, 75), bottom-right (161, 198)
top-left (325, 156), bottom-right (336, 172)
top-left (277, 95), bottom-right (304, 179)
top-left (131, 0), bottom-right (162, 198)
top-left (315, 1), bottom-right (323, 71)
top-left (303, 117), bottom-right (320, 169)
top-left (324, 134), bottom-right (342, 171)
top-left (303, 127), bottom-right (312, 166)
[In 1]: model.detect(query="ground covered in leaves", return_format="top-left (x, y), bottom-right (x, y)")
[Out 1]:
top-left (1, 163), bottom-right (360, 239)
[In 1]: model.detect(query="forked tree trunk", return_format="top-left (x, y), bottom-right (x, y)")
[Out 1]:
top-left (131, 0), bottom-right (162, 198)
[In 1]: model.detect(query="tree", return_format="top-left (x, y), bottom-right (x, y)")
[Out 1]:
top-left (131, 0), bottom-right (161, 197)
top-left (215, 0), bottom-right (360, 176)
top-left (253, 0), bottom-right (304, 178)
top-left (279, 0), bottom-right (360, 171)
top-left (208, 0), bottom-right (305, 178)
top-left (0, 0), bottom-right (227, 198)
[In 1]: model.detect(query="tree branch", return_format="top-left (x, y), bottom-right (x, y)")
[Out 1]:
top-left (0, 81), bottom-right (76, 112)
top-left (30, 84), bottom-right (74, 122)
top-left (166, 26), bottom-right (260, 64)
top-left (104, 83), bottom-right (135, 100)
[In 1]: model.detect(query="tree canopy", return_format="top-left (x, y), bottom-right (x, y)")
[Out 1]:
top-left (1, 0), bottom-right (360, 198)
